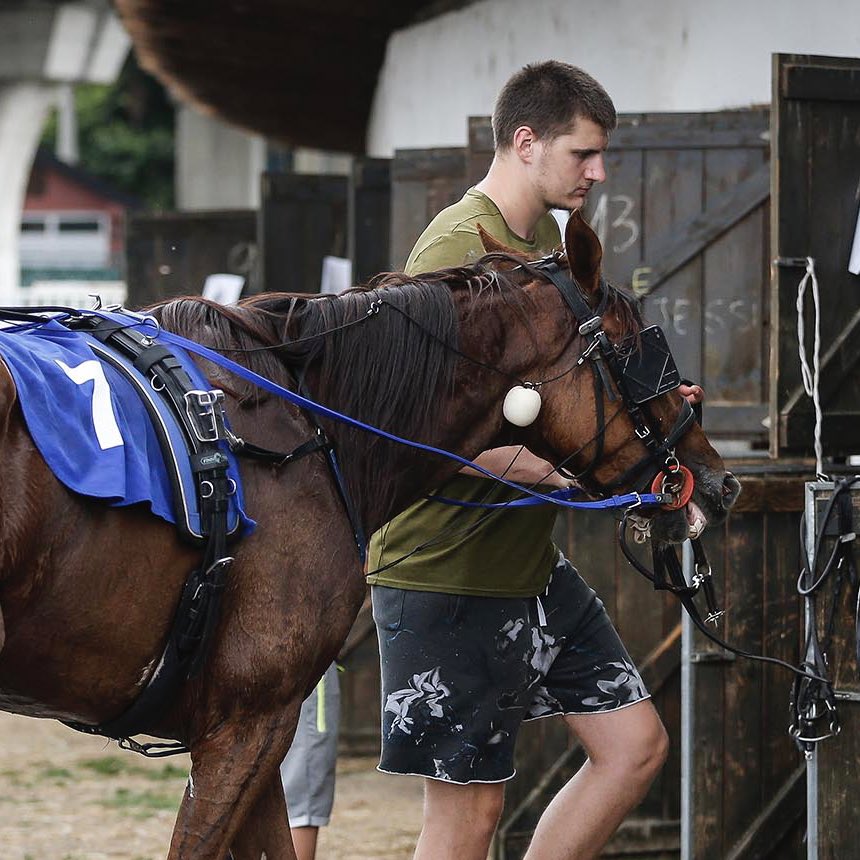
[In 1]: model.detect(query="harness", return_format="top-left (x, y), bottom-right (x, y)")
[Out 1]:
top-left (0, 306), bottom-right (359, 756)
top-left (530, 254), bottom-right (697, 494)
top-left (45, 312), bottom-right (243, 752)
top-left (790, 476), bottom-right (859, 755)
top-left (523, 256), bottom-right (722, 621)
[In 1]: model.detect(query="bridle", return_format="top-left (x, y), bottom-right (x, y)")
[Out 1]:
top-left (528, 252), bottom-right (698, 504)
top-left (522, 253), bottom-right (730, 626)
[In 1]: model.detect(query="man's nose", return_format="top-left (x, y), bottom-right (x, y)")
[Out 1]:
top-left (586, 155), bottom-right (606, 183)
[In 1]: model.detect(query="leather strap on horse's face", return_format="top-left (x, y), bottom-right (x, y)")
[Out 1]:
top-left (531, 255), bottom-right (695, 498)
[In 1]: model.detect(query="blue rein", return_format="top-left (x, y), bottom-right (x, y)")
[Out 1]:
top-left (101, 311), bottom-right (667, 511)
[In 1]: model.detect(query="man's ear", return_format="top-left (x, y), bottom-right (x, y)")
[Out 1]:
top-left (512, 125), bottom-right (537, 163)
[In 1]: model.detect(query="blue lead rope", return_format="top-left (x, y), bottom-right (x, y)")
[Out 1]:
top-left (93, 311), bottom-right (666, 511)
top-left (426, 489), bottom-right (657, 510)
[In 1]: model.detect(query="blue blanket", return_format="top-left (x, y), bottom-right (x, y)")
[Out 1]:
top-left (0, 317), bottom-right (254, 538)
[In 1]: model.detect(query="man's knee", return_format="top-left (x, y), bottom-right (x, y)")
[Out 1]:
top-left (424, 779), bottom-right (505, 838)
top-left (569, 701), bottom-right (669, 785)
top-left (635, 713), bottom-right (669, 778)
top-left (612, 706), bottom-right (669, 792)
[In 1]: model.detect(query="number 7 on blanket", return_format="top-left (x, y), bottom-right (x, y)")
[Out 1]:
top-left (55, 359), bottom-right (124, 450)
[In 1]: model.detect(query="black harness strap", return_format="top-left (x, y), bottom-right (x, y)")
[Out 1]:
top-left (790, 476), bottom-right (859, 754)
top-left (58, 316), bottom-right (244, 752)
top-left (531, 258), bottom-right (695, 493)
top-left (59, 313), bottom-right (363, 754)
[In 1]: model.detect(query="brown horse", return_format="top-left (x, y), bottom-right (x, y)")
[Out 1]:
top-left (0, 212), bottom-right (739, 859)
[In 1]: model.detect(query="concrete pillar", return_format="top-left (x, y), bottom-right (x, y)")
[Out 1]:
top-left (0, 83), bottom-right (59, 299)
top-left (0, 1), bottom-right (129, 297)
top-left (175, 105), bottom-right (266, 210)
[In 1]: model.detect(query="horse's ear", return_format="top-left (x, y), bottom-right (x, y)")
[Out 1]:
top-left (476, 223), bottom-right (527, 270)
top-left (564, 210), bottom-right (602, 294)
top-left (477, 223), bottom-right (521, 255)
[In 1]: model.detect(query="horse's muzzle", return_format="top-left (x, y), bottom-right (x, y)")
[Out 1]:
top-left (648, 470), bottom-right (741, 544)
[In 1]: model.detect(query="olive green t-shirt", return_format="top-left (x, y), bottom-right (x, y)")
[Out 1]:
top-left (367, 189), bottom-right (562, 597)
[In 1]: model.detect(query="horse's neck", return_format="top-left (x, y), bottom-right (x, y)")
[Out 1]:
top-left (357, 295), bottom-right (528, 532)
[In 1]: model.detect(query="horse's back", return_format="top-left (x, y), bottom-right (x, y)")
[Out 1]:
top-left (0, 357), bottom-right (17, 427)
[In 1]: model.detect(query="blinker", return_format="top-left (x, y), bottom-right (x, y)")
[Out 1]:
top-left (616, 325), bottom-right (681, 405)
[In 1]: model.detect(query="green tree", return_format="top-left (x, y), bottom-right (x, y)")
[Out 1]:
top-left (42, 54), bottom-right (174, 210)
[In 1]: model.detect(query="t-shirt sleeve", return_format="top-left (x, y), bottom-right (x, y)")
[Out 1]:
top-left (405, 229), bottom-right (484, 276)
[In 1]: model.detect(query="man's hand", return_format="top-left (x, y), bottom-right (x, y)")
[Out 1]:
top-left (679, 382), bottom-right (704, 405)
top-left (461, 447), bottom-right (570, 489)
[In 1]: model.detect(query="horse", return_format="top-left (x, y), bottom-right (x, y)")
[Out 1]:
top-left (0, 211), bottom-right (740, 859)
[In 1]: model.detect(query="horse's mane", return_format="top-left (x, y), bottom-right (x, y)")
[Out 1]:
top-left (149, 254), bottom-right (641, 527)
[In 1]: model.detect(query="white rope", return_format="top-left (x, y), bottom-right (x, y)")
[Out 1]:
top-left (795, 256), bottom-right (825, 478)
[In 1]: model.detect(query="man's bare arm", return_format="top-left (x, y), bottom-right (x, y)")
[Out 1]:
top-left (460, 447), bottom-right (569, 489)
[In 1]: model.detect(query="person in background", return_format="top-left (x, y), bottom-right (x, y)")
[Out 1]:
top-left (280, 661), bottom-right (340, 860)
top-left (368, 60), bottom-right (704, 860)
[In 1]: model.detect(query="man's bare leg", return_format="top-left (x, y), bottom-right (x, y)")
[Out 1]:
top-left (290, 825), bottom-right (319, 860)
top-left (413, 779), bottom-right (505, 860)
top-left (524, 699), bottom-right (668, 860)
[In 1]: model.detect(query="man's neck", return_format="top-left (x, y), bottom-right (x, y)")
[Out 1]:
top-left (475, 157), bottom-right (546, 241)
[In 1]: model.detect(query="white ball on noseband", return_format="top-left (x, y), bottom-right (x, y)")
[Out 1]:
top-left (502, 385), bottom-right (542, 427)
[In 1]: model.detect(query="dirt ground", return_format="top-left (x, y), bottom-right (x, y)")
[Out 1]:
top-left (0, 712), bottom-right (424, 860)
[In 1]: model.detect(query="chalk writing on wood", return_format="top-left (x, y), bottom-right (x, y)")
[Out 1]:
top-left (647, 296), bottom-right (758, 337)
top-left (589, 193), bottom-right (639, 254)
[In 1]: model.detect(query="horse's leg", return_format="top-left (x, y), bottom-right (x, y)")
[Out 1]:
top-left (229, 775), bottom-right (297, 860)
top-left (167, 707), bottom-right (301, 860)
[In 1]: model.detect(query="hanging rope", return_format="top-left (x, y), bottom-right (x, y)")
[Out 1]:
top-left (795, 256), bottom-right (825, 478)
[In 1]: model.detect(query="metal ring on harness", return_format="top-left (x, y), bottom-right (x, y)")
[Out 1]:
top-left (651, 464), bottom-right (694, 510)
top-left (200, 480), bottom-right (214, 499)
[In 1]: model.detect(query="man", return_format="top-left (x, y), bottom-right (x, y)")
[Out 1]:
top-left (368, 61), bottom-right (700, 860)
top-left (280, 662), bottom-right (340, 860)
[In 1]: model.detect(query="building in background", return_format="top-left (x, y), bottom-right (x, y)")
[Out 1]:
top-left (18, 147), bottom-right (133, 306)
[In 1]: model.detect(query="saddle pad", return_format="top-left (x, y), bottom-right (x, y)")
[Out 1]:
top-left (0, 317), bottom-right (255, 537)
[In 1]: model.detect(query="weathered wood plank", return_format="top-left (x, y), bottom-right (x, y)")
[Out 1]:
top-left (692, 524), bottom-right (727, 857)
top-left (783, 63), bottom-right (860, 101)
top-left (260, 172), bottom-right (348, 293)
top-left (349, 157), bottom-right (391, 284)
top-left (721, 512), bottom-right (765, 848)
top-left (632, 165), bottom-right (769, 299)
top-left (724, 764), bottom-right (805, 860)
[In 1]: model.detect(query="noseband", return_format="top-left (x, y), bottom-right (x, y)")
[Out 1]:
top-left (530, 254), bottom-right (697, 504)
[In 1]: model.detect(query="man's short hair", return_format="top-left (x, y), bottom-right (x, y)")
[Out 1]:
top-left (492, 61), bottom-right (617, 151)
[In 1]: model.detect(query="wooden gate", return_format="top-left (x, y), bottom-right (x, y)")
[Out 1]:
top-left (770, 53), bottom-right (860, 860)
top-left (260, 173), bottom-right (348, 294)
top-left (125, 209), bottom-right (257, 308)
top-left (770, 53), bottom-right (860, 458)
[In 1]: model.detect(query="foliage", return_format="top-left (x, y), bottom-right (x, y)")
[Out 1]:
top-left (42, 54), bottom-right (174, 210)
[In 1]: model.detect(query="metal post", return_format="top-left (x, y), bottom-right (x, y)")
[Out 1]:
top-left (803, 481), bottom-right (824, 860)
top-left (681, 539), bottom-right (695, 860)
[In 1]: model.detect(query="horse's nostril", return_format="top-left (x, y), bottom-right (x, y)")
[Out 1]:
top-left (721, 473), bottom-right (741, 508)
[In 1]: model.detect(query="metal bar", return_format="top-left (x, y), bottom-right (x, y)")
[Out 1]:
top-left (681, 539), bottom-right (695, 860)
top-left (804, 480), bottom-right (827, 860)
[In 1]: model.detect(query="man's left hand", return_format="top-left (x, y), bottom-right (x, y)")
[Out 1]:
top-left (679, 383), bottom-right (704, 405)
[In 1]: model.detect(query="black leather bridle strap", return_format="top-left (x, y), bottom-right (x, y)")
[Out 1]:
top-left (598, 399), bottom-right (697, 494)
top-left (533, 258), bottom-right (692, 490)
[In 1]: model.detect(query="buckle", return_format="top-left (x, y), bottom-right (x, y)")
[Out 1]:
top-left (578, 316), bottom-right (603, 336)
top-left (185, 389), bottom-right (228, 443)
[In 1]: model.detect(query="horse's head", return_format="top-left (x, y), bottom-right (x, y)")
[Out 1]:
top-left (481, 211), bottom-right (740, 543)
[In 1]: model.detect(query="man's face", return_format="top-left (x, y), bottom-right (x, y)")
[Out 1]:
top-left (530, 117), bottom-right (609, 211)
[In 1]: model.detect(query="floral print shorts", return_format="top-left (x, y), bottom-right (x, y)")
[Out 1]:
top-left (371, 555), bottom-right (648, 784)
